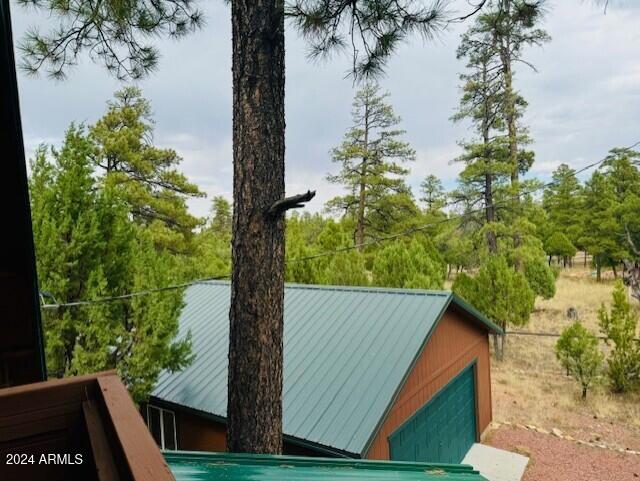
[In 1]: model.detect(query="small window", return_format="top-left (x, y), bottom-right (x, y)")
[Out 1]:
top-left (146, 404), bottom-right (177, 450)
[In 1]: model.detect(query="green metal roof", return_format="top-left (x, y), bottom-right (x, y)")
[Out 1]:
top-left (165, 451), bottom-right (488, 481)
top-left (152, 282), bottom-right (500, 456)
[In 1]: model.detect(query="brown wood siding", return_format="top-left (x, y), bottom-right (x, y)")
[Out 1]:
top-left (365, 306), bottom-right (492, 460)
top-left (177, 411), bottom-right (227, 453)
top-left (156, 406), bottom-right (324, 457)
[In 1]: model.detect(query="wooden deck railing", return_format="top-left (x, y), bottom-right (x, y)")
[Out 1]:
top-left (0, 371), bottom-right (175, 481)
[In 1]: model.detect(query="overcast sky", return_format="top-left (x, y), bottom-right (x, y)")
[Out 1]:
top-left (11, 0), bottom-right (640, 218)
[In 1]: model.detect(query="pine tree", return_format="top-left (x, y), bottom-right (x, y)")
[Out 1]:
top-left (90, 88), bottom-right (205, 253)
top-left (209, 196), bottom-right (233, 238)
top-left (593, 148), bottom-right (640, 279)
top-left (452, 23), bottom-right (510, 254)
top-left (454, 1), bottom-right (548, 258)
top-left (581, 171), bottom-right (625, 281)
top-left (543, 164), bottom-right (584, 250)
top-left (327, 83), bottom-right (416, 248)
top-left (16, 0), bottom-right (464, 454)
top-left (481, 1), bottom-right (550, 188)
top-left (420, 175), bottom-right (446, 212)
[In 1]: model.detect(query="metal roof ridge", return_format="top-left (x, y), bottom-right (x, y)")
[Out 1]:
top-left (196, 279), bottom-right (452, 297)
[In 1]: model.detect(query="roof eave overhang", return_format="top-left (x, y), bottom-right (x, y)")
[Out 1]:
top-left (147, 396), bottom-right (360, 459)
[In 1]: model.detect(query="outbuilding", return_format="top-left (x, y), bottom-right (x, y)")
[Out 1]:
top-left (146, 281), bottom-right (502, 463)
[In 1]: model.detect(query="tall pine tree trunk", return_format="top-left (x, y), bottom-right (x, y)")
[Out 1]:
top-left (227, 0), bottom-right (285, 454)
top-left (482, 93), bottom-right (497, 254)
top-left (356, 105), bottom-right (369, 250)
top-left (499, 1), bottom-right (520, 252)
top-left (504, 60), bottom-right (517, 187)
top-left (356, 167), bottom-right (366, 249)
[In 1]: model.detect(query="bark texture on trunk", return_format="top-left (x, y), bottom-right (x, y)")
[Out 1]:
top-left (227, 0), bottom-right (285, 454)
top-left (356, 104), bottom-right (369, 250)
top-left (499, 0), bottom-right (518, 188)
top-left (481, 93), bottom-right (497, 254)
top-left (498, 1), bottom-right (520, 253)
top-left (503, 61), bottom-right (518, 186)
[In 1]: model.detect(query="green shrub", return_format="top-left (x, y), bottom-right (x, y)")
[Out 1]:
top-left (523, 256), bottom-right (556, 300)
top-left (556, 321), bottom-right (603, 399)
top-left (372, 239), bottom-right (445, 289)
top-left (598, 281), bottom-right (640, 392)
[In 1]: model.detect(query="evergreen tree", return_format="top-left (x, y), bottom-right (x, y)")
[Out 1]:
top-left (544, 231), bottom-right (577, 266)
top-left (598, 281), bottom-right (640, 392)
top-left (581, 171), bottom-right (625, 281)
top-left (453, 254), bottom-right (535, 359)
top-left (522, 254), bottom-right (556, 300)
top-left (543, 163), bottom-right (584, 249)
top-left (30, 126), bottom-right (192, 401)
top-left (556, 321), bottom-right (603, 399)
top-left (209, 196), bottom-right (233, 238)
top-left (420, 175), bottom-right (446, 211)
top-left (480, 1), bottom-right (550, 188)
top-left (372, 239), bottom-right (445, 290)
top-left (601, 148), bottom-right (640, 200)
top-left (90, 88), bottom-right (205, 253)
top-left (452, 22), bottom-right (511, 254)
top-left (19, 0), bottom-right (454, 455)
top-left (437, 228), bottom-right (477, 278)
top-left (327, 83), bottom-right (416, 248)
top-left (453, 1), bottom-right (549, 261)
top-left (317, 252), bottom-right (369, 287)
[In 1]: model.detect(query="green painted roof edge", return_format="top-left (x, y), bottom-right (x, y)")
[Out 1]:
top-left (163, 450), bottom-right (484, 476)
top-left (449, 293), bottom-right (504, 335)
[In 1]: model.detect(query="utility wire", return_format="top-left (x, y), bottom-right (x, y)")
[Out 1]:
top-left (39, 142), bottom-right (640, 310)
top-left (40, 274), bottom-right (231, 310)
top-left (507, 330), bottom-right (640, 342)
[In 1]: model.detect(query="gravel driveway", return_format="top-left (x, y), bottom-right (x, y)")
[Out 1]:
top-left (486, 426), bottom-right (640, 481)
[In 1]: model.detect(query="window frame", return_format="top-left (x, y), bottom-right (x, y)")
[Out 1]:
top-left (146, 404), bottom-right (177, 450)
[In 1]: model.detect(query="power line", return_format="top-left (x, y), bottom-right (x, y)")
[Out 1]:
top-left (39, 141), bottom-right (640, 309)
top-left (40, 274), bottom-right (230, 310)
top-left (507, 330), bottom-right (640, 342)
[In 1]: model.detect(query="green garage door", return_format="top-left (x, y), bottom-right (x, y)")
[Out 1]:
top-left (388, 363), bottom-right (477, 464)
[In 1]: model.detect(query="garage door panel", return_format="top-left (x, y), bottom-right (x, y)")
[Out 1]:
top-left (388, 363), bottom-right (476, 464)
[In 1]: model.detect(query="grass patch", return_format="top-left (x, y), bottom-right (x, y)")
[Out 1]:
top-left (492, 266), bottom-right (640, 446)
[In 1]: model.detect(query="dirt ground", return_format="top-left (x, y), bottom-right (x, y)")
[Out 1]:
top-left (487, 265), bottom-right (640, 478)
top-left (485, 426), bottom-right (640, 481)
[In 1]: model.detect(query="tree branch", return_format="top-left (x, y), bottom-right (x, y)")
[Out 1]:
top-left (267, 190), bottom-right (316, 216)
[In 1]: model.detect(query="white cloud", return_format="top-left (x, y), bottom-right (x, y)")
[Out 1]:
top-left (530, 160), bottom-right (563, 174)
